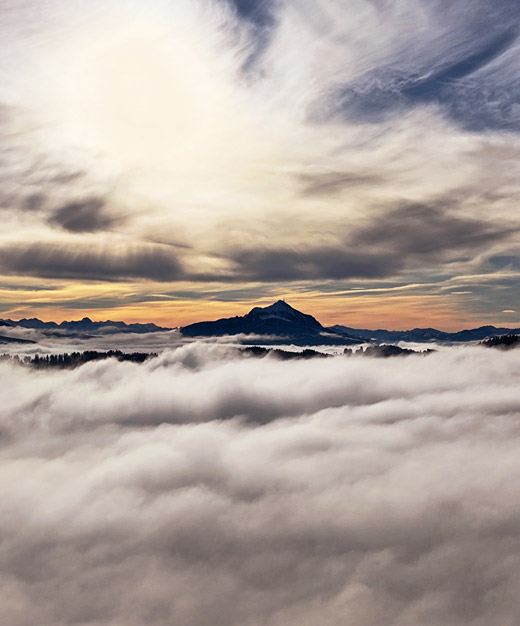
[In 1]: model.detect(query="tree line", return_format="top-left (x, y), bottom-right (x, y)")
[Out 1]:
top-left (0, 350), bottom-right (157, 369)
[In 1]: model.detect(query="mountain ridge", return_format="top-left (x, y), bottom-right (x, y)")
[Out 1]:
top-left (181, 300), bottom-right (362, 345)
top-left (0, 317), bottom-right (170, 335)
top-left (330, 323), bottom-right (520, 343)
top-left (181, 300), bottom-right (520, 344)
top-left (1, 301), bottom-right (519, 343)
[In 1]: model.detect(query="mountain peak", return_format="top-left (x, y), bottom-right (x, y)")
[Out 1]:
top-left (247, 300), bottom-right (311, 322)
top-left (180, 298), bottom-right (363, 344)
top-left (254, 300), bottom-right (295, 313)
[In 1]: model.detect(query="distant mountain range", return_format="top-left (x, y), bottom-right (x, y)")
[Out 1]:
top-left (329, 324), bottom-right (520, 343)
top-left (1, 301), bottom-right (518, 345)
top-left (181, 300), bottom-right (520, 345)
top-left (0, 317), bottom-right (168, 336)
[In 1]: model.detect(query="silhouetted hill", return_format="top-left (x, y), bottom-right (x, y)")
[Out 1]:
top-left (481, 334), bottom-right (520, 349)
top-left (331, 324), bottom-right (520, 343)
top-left (0, 350), bottom-right (157, 369)
top-left (344, 345), bottom-right (435, 357)
top-left (181, 300), bottom-right (363, 345)
top-left (0, 317), bottom-right (169, 335)
top-left (243, 344), bottom-right (432, 360)
top-left (0, 334), bottom-right (37, 345)
top-left (241, 346), bottom-right (330, 360)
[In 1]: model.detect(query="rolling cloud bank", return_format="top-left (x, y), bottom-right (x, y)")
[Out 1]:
top-left (1, 344), bottom-right (520, 625)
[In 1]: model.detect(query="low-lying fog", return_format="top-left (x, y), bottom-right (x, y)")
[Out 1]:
top-left (1, 342), bottom-right (519, 626)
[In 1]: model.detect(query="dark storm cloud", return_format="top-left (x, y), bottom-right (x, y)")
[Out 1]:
top-left (48, 198), bottom-right (121, 233)
top-left (1, 346), bottom-right (520, 625)
top-left (226, 203), bottom-right (515, 282)
top-left (0, 242), bottom-right (185, 282)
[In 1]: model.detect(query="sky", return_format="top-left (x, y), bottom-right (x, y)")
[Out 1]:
top-left (2, 343), bottom-right (520, 625)
top-left (1, 0), bottom-right (519, 329)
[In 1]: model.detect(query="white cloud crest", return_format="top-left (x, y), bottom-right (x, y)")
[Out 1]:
top-left (1, 344), bottom-right (520, 625)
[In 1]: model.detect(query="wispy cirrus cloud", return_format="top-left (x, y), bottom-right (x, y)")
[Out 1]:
top-left (0, 0), bottom-right (519, 325)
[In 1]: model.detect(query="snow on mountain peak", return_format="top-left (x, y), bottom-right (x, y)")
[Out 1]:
top-left (248, 300), bottom-right (297, 319)
top-left (245, 301), bottom-right (324, 329)
top-left (263, 300), bottom-right (294, 312)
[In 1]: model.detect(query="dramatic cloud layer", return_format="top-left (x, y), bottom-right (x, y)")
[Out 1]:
top-left (0, 241), bottom-right (184, 282)
top-left (228, 203), bottom-right (516, 281)
top-left (0, 0), bottom-right (519, 326)
top-left (48, 198), bottom-right (120, 233)
top-left (1, 345), bottom-right (520, 625)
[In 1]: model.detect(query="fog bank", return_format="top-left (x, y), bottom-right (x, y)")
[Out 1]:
top-left (1, 345), bottom-right (520, 625)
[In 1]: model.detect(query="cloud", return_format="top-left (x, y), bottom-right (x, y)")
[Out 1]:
top-left (328, 1), bottom-right (520, 130)
top-left (0, 242), bottom-right (185, 282)
top-left (229, 246), bottom-right (397, 281)
top-left (354, 203), bottom-right (514, 256)
top-left (337, 28), bottom-right (520, 129)
top-left (0, 0), bottom-right (519, 321)
top-left (228, 0), bottom-right (275, 28)
top-left (226, 203), bottom-right (516, 282)
top-left (298, 171), bottom-right (385, 197)
top-left (0, 345), bottom-right (520, 624)
top-left (47, 198), bottom-right (121, 233)
top-left (4, 202), bottom-right (511, 286)
top-left (488, 254), bottom-right (520, 270)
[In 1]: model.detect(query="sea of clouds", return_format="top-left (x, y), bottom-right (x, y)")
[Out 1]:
top-left (1, 343), bottom-right (520, 625)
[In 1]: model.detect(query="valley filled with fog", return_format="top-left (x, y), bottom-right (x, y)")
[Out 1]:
top-left (1, 340), bottom-right (519, 626)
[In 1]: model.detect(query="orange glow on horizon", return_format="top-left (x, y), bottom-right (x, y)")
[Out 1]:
top-left (3, 293), bottom-right (516, 333)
